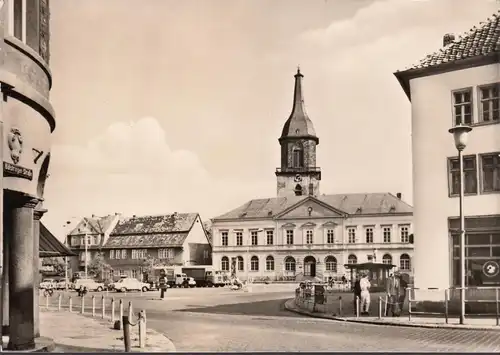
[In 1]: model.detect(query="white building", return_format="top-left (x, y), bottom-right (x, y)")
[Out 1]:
top-left (394, 12), bottom-right (500, 297)
top-left (212, 69), bottom-right (414, 282)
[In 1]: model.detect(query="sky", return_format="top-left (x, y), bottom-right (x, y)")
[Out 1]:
top-left (43, 0), bottom-right (500, 238)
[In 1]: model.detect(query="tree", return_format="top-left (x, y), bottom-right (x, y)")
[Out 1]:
top-left (88, 252), bottom-right (112, 280)
top-left (42, 257), bottom-right (66, 275)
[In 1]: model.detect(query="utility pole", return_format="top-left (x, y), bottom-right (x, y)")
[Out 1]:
top-left (84, 233), bottom-right (88, 278)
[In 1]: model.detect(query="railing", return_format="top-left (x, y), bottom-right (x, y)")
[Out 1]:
top-left (407, 286), bottom-right (500, 325)
top-left (41, 292), bottom-right (148, 351)
top-left (275, 167), bottom-right (321, 173)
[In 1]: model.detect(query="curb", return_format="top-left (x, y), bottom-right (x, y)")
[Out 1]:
top-left (284, 299), bottom-right (500, 332)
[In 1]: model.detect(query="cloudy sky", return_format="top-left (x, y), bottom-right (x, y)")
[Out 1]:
top-left (44, 0), bottom-right (500, 237)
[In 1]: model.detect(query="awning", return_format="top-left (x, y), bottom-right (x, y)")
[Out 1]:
top-left (40, 223), bottom-right (76, 258)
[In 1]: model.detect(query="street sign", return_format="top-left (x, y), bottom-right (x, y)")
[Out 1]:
top-left (482, 261), bottom-right (500, 278)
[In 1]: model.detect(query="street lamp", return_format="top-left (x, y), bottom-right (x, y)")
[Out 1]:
top-left (448, 124), bottom-right (472, 325)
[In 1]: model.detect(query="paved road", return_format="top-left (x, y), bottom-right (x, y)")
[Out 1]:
top-left (42, 285), bottom-right (500, 352)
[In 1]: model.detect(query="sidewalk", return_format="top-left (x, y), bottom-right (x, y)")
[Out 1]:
top-left (285, 299), bottom-right (500, 331)
top-left (40, 310), bottom-right (176, 352)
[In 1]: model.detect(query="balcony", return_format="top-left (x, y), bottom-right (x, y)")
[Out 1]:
top-left (275, 167), bottom-right (321, 174)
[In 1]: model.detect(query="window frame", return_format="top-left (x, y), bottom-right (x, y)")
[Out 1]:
top-left (347, 254), bottom-right (357, 264)
top-left (478, 83), bottom-right (500, 124)
top-left (237, 256), bottom-right (244, 271)
top-left (364, 226), bottom-right (374, 244)
top-left (382, 226), bottom-right (392, 243)
top-left (382, 254), bottom-right (392, 265)
top-left (251, 231), bottom-right (258, 246)
top-left (284, 257), bottom-right (296, 272)
top-left (236, 231), bottom-right (243, 246)
top-left (479, 152), bottom-right (500, 194)
top-left (305, 230), bottom-right (314, 245)
top-left (399, 225), bottom-right (410, 243)
top-left (325, 256), bottom-right (337, 272)
top-left (221, 256), bottom-right (229, 271)
top-left (8, 0), bottom-right (27, 43)
top-left (250, 256), bottom-right (259, 271)
top-left (221, 231), bottom-right (228, 246)
top-left (399, 254), bottom-right (411, 271)
top-left (326, 229), bottom-right (335, 244)
top-left (347, 227), bottom-right (356, 244)
top-left (266, 230), bottom-right (274, 245)
top-left (265, 256), bottom-right (275, 271)
top-left (286, 230), bottom-right (294, 245)
top-left (447, 154), bottom-right (478, 197)
top-left (451, 87), bottom-right (473, 126)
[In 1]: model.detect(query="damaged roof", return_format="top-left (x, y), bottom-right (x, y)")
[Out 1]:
top-left (213, 193), bottom-right (412, 221)
top-left (103, 213), bottom-right (199, 249)
top-left (68, 214), bottom-right (118, 236)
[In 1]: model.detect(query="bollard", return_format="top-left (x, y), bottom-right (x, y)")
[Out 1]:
top-left (496, 288), bottom-right (499, 327)
top-left (338, 296), bottom-right (343, 317)
top-left (122, 316), bottom-right (131, 352)
top-left (444, 289), bottom-right (449, 324)
top-left (102, 295), bottom-right (106, 319)
top-left (58, 294), bottom-right (62, 311)
top-left (160, 288), bottom-right (165, 299)
top-left (69, 296), bottom-right (73, 313)
top-left (356, 296), bottom-right (360, 318)
top-left (45, 294), bottom-right (49, 310)
top-left (138, 310), bottom-right (147, 348)
top-left (111, 298), bottom-right (116, 323)
top-left (128, 301), bottom-right (133, 320)
top-left (92, 295), bottom-right (96, 317)
top-left (119, 299), bottom-right (124, 330)
top-left (81, 295), bottom-right (85, 314)
top-left (378, 297), bottom-right (382, 319)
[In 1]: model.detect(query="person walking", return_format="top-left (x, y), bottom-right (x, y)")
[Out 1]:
top-left (396, 271), bottom-right (408, 315)
top-left (360, 273), bottom-right (371, 316)
top-left (352, 274), bottom-right (361, 316)
top-left (386, 272), bottom-right (401, 316)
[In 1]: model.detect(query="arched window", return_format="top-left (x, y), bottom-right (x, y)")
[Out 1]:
top-left (325, 256), bottom-right (337, 272)
top-left (250, 256), bottom-right (259, 271)
top-left (284, 256), bottom-right (296, 272)
top-left (295, 184), bottom-right (303, 196)
top-left (292, 148), bottom-right (304, 168)
top-left (266, 256), bottom-right (275, 271)
top-left (400, 254), bottom-right (411, 270)
top-left (237, 256), bottom-right (244, 271)
top-left (347, 254), bottom-right (357, 264)
top-left (382, 254), bottom-right (393, 265)
top-left (221, 256), bottom-right (229, 271)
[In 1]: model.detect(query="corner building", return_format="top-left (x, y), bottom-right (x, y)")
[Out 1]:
top-left (212, 69), bottom-right (414, 282)
top-left (0, 1), bottom-right (55, 350)
top-left (394, 11), bottom-right (500, 300)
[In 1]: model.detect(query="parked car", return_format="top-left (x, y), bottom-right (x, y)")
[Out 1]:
top-left (112, 278), bottom-right (151, 292)
top-left (186, 277), bottom-right (196, 288)
top-left (55, 279), bottom-right (73, 290)
top-left (73, 278), bottom-right (105, 292)
top-left (39, 279), bottom-right (57, 289)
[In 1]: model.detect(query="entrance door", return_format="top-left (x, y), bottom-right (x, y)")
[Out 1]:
top-left (304, 256), bottom-right (317, 277)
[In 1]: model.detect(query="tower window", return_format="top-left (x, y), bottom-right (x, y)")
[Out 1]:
top-left (294, 184), bottom-right (303, 196)
top-left (292, 148), bottom-right (304, 168)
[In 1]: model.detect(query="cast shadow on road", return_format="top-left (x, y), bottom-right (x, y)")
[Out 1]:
top-left (176, 298), bottom-right (305, 318)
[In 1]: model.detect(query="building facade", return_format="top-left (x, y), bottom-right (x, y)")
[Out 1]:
top-left (394, 12), bottom-right (500, 298)
top-left (0, 0), bottom-right (55, 350)
top-left (100, 213), bottom-right (212, 280)
top-left (212, 69), bottom-right (414, 282)
top-left (66, 214), bottom-right (121, 276)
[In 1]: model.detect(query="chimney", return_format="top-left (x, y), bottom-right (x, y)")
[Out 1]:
top-left (396, 193), bottom-right (402, 200)
top-left (132, 214), bottom-right (136, 218)
top-left (91, 214), bottom-right (95, 218)
top-left (443, 33), bottom-right (455, 47)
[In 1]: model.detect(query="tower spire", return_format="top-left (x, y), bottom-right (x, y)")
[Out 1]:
top-left (291, 67), bottom-right (306, 119)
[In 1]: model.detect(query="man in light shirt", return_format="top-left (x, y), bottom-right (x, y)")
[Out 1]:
top-left (359, 272), bottom-right (371, 315)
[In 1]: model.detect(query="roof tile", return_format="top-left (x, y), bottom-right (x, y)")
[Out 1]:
top-left (397, 10), bottom-right (500, 73)
top-left (111, 213), bottom-right (198, 235)
top-left (101, 233), bottom-right (188, 249)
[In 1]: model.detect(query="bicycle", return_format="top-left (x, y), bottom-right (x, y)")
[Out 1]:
top-left (43, 288), bottom-right (54, 297)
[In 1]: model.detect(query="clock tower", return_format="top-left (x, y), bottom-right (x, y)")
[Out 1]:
top-left (275, 68), bottom-right (321, 198)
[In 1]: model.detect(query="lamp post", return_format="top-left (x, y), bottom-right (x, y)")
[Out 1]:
top-left (448, 124), bottom-right (472, 325)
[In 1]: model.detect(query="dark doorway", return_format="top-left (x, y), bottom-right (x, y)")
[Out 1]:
top-left (304, 256), bottom-right (316, 277)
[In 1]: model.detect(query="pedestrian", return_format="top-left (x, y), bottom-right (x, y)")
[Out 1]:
top-left (360, 273), bottom-right (371, 316)
top-left (386, 272), bottom-right (400, 316)
top-left (352, 274), bottom-right (361, 316)
top-left (396, 272), bottom-right (408, 315)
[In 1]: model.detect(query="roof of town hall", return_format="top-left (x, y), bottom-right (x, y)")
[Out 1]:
top-left (394, 10), bottom-right (500, 98)
top-left (67, 214), bottom-right (119, 236)
top-left (213, 193), bottom-right (413, 221)
top-left (102, 213), bottom-right (200, 249)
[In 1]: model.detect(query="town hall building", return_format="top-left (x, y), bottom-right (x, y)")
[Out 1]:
top-left (211, 69), bottom-right (414, 282)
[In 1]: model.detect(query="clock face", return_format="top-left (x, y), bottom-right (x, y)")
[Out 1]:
top-left (294, 174), bottom-right (302, 182)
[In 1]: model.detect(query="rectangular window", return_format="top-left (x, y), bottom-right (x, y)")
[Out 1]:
top-left (400, 226), bottom-right (410, 243)
top-left (119, 269), bottom-right (126, 277)
top-left (383, 226), bottom-right (391, 243)
top-left (71, 237), bottom-right (79, 246)
top-left (121, 249), bottom-right (127, 259)
top-left (159, 248), bottom-right (174, 259)
top-left (347, 228), bottom-right (356, 244)
top-left (93, 236), bottom-right (98, 245)
top-left (326, 229), bottom-right (335, 244)
top-left (236, 231), bottom-right (243, 246)
top-left (286, 230), bottom-right (294, 245)
top-left (12, 0), bottom-right (25, 42)
top-left (365, 227), bottom-right (374, 243)
top-left (221, 231), bottom-right (228, 246)
top-left (453, 89), bottom-right (473, 125)
top-left (479, 84), bottom-right (500, 123)
top-left (448, 155), bottom-right (478, 196)
top-left (266, 230), bottom-right (274, 245)
top-left (481, 153), bottom-right (500, 193)
top-left (251, 231), bottom-right (258, 246)
top-left (131, 269), bottom-right (138, 279)
top-left (109, 250), bottom-right (115, 259)
top-left (306, 230), bottom-right (313, 244)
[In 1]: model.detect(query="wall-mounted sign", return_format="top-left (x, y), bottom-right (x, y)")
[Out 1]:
top-left (483, 260), bottom-right (500, 278)
top-left (3, 162), bottom-right (33, 180)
